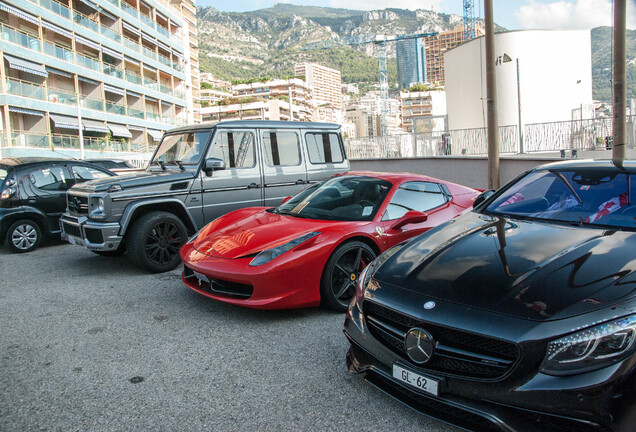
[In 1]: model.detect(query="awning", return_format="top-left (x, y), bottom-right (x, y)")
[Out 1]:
top-left (100, 8), bottom-right (117, 21)
top-left (108, 123), bottom-right (132, 138)
top-left (147, 129), bottom-right (163, 142)
top-left (155, 10), bottom-right (167, 21)
top-left (79, 0), bottom-right (100, 11)
top-left (50, 114), bottom-right (80, 130)
top-left (4, 54), bottom-right (48, 77)
top-left (82, 119), bottom-right (109, 133)
top-left (104, 84), bottom-right (125, 96)
top-left (141, 33), bottom-right (156, 44)
top-left (102, 46), bottom-right (123, 60)
top-left (45, 66), bottom-right (72, 78)
top-left (75, 35), bottom-right (101, 51)
top-left (41, 21), bottom-right (73, 38)
top-left (127, 125), bottom-right (145, 132)
top-left (172, 50), bottom-right (183, 60)
top-left (126, 90), bottom-right (141, 98)
top-left (142, 63), bottom-right (156, 72)
top-left (124, 55), bottom-right (140, 65)
top-left (122, 21), bottom-right (141, 36)
top-left (157, 40), bottom-right (170, 52)
top-left (0, 2), bottom-right (39, 25)
top-left (78, 75), bottom-right (99, 85)
top-left (145, 96), bottom-right (157, 102)
top-left (8, 106), bottom-right (44, 116)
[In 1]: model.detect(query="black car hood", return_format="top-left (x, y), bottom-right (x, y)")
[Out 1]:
top-left (373, 212), bottom-right (636, 321)
top-left (72, 170), bottom-right (196, 192)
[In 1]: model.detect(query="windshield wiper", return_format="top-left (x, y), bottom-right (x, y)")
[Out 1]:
top-left (174, 160), bottom-right (185, 171)
top-left (150, 160), bottom-right (167, 171)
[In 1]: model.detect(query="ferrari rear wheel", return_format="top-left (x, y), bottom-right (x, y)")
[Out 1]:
top-left (321, 241), bottom-right (376, 312)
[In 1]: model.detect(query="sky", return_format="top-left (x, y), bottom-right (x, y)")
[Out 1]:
top-left (197, 0), bottom-right (636, 30)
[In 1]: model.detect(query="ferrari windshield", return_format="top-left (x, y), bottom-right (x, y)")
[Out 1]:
top-left (486, 168), bottom-right (634, 229)
top-left (149, 131), bottom-right (211, 168)
top-left (274, 175), bottom-right (392, 221)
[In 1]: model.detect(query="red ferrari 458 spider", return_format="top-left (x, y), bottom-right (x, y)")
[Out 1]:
top-left (180, 171), bottom-right (479, 311)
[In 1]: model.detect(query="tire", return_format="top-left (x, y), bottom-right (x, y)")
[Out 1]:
top-left (126, 211), bottom-right (187, 273)
top-left (320, 240), bottom-right (376, 312)
top-left (5, 219), bottom-right (42, 253)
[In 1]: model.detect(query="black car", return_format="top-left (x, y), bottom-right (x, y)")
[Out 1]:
top-left (344, 160), bottom-right (635, 432)
top-left (0, 157), bottom-right (115, 253)
top-left (81, 158), bottom-right (139, 171)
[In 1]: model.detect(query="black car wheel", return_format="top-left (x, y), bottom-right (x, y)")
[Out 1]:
top-left (321, 241), bottom-right (376, 312)
top-left (127, 211), bottom-right (187, 273)
top-left (5, 219), bottom-right (42, 253)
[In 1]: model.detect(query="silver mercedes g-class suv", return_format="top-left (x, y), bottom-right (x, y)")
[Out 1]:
top-left (60, 120), bottom-right (350, 272)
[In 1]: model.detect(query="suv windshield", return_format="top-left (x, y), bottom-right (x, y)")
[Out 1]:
top-left (486, 168), bottom-right (633, 229)
top-left (0, 167), bottom-right (7, 182)
top-left (274, 175), bottom-right (392, 221)
top-left (149, 131), bottom-right (211, 168)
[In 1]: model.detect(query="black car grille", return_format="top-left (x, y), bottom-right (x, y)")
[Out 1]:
top-left (67, 195), bottom-right (89, 215)
top-left (364, 301), bottom-right (519, 380)
top-left (63, 222), bottom-right (82, 238)
top-left (183, 265), bottom-right (253, 299)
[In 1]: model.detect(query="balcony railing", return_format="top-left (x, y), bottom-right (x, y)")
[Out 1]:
top-left (126, 71), bottom-right (143, 85)
top-left (122, 36), bottom-right (141, 52)
top-left (0, 24), bottom-right (41, 51)
top-left (140, 13), bottom-right (155, 30)
top-left (127, 107), bottom-right (145, 119)
top-left (120, 2), bottom-right (138, 19)
top-left (43, 40), bottom-right (74, 61)
top-left (6, 78), bottom-right (46, 100)
top-left (106, 101), bottom-right (126, 115)
top-left (157, 53), bottom-right (171, 68)
top-left (144, 78), bottom-right (158, 91)
top-left (156, 25), bottom-right (169, 38)
top-left (48, 87), bottom-right (77, 105)
top-left (100, 25), bottom-right (121, 43)
top-left (75, 53), bottom-right (101, 72)
top-left (10, 131), bottom-right (49, 148)
top-left (142, 45), bottom-right (157, 60)
top-left (145, 111), bottom-right (161, 122)
top-left (103, 63), bottom-right (124, 79)
top-left (80, 95), bottom-right (105, 111)
top-left (39, 0), bottom-right (71, 20)
top-left (73, 10), bottom-right (99, 33)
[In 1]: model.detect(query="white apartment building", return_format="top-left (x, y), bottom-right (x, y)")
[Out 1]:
top-left (399, 90), bottom-right (447, 133)
top-left (294, 62), bottom-right (343, 123)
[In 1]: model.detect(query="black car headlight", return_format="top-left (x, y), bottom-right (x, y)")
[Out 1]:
top-left (249, 232), bottom-right (320, 267)
top-left (540, 315), bottom-right (636, 376)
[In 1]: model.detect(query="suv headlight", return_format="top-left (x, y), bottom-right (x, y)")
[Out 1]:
top-left (89, 196), bottom-right (107, 219)
top-left (540, 315), bottom-right (636, 376)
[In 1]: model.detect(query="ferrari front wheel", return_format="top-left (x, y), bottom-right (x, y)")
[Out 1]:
top-left (321, 241), bottom-right (376, 312)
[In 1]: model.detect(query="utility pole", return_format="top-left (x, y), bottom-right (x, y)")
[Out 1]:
top-left (612, 0), bottom-right (626, 165)
top-left (484, 0), bottom-right (499, 189)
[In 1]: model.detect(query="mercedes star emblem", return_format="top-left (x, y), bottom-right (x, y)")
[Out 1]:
top-left (404, 328), bottom-right (435, 364)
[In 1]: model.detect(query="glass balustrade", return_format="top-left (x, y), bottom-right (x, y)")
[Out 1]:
top-left (48, 87), bottom-right (77, 105)
top-left (106, 101), bottom-right (126, 115)
top-left (144, 79), bottom-right (158, 90)
top-left (157, 54), bottom-right (171, 68)
top-left (142, 46), bottom-right (157, 60)
top-left (156, 26), bottom-right (169, 38)
top-left (145, 111), bottom-right (160, 122)
top-left (73, 11), bottom-right (99, 33)
top-left (11, 132), bottom-right (49, 148)
top-left (102, 63), bottom-right (124, 79)
top-left (76, 53), bottom-right (101, 71)
top-left (39, 0), bottom-right (71, 19)
top-left (0, 24), bottom-right (41, 51)
top-left (127, 107), bottom-right (145, 119)
top-left (122, 36), bottom-right (141, 52)
top-left (6, 78), bottom-right (46, 100)
top-left (140, 14), bottom-right (155, 30)
top-left (80, 96), bottom-right (104, 111)
top-left (104, 0), bottom-right (119, 7)
top-left (100, 25), bottom-right (121, 43)
top-left (126, 71), bottom-right (143, 85)
top-left (51, 134), bottom-right (80, 149)
top-left (159, 84), bottom-right (172, 95)
top-left (121, 2), bottom-right (138, 19)
top-left (43, 41), bottom-right (74, 61)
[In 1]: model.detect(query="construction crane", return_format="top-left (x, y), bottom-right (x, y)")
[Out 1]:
top-left (303, 32), bottom-right (437, 142)
top-left (463, 0), bottom-right (476, 41)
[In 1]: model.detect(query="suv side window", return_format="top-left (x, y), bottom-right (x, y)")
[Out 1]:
top-left (208, 131), bottom-right (256, 168)
top-left (28, 166), bottom-right (69, 191)
top-left (262, 131), bottom-right (301, 166)
top-left (305, 133), bottom-right (344, 164)
top-left (383, 181), bottom-right (448, 220)
top-left (72, 166), bottom-right (112, 183)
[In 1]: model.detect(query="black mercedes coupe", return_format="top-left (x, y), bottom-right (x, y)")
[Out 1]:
top-left (344, 160), bottom-right (636, 432)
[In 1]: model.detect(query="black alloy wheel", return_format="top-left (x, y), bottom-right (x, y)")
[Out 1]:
top-left (127, 211), bottom-right (187, 273)
top-left (5, 219), bottom-right (42, 253)
top-left (321, 241), bottom-right (376, 312)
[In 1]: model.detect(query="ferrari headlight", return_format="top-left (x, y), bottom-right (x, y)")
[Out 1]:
top-left (540, 315), bottom-right (636, 376)
top-left (249, 232), bottom-right (320, 267)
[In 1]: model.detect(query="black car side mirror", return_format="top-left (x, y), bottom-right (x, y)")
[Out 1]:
top-left (203, 158), bottom-right (226, 176)
top-left (473, 190), bottom-right (495, 208)
top-left (390, 210), bottom-right (428, 231)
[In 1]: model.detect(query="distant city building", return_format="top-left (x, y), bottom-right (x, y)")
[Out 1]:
top-left (200, 78), bottom-right (314, 123)
top-left (399, 90), bottom-right (447, 133)
top-left (294, 62), bottom-right (342, 122)
top-left (444, 29), bottom-right (593, 130)
top-left (342, 83), bottom-right (359, 95)
top-left (423, 24), bottom-right (484, 85)
top-left (345, 108), bottom-right (380, 138)
top-left (199, 73), bottom-right (231, 91)
top-left (396, 38), bottom-right (426, 90)
top-left (199, 87), bottom-right (232, 107)
top-left (0, 0), bottom-right (199, 158)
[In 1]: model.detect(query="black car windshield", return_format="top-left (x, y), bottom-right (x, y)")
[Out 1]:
top-left (274, 175), bottom-right (392, 221)
top-left (149, 131), bottom-right (211, 168)
top-left (486, 168), bottom-right (634, 229)
top-left (0, 167), bottom-right (7, 182)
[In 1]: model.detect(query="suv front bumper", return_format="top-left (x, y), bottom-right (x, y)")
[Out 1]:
top-left (59, 214), bottom-right (123, 252)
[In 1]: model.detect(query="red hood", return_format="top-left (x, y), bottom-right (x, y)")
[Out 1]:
top-left (191, 209), bottom-right (330, 259)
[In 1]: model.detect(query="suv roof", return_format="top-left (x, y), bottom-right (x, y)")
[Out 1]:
top-left (164, 120), bottom-right (342, 135)
top-left (0, 157), bottom-right (74, 169)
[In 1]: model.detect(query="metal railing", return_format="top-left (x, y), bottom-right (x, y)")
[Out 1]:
top-left (6, 78), bottom-right (46, 100)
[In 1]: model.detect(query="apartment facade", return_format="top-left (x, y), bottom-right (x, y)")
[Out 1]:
top-left (0, 0), bottom-right (198, 159)
top-left (200, 78), bottom-right (314, 123)
top-left (423, 24), bottom-right (484, 85)
top-left (294, 62), bottom-right (343, 123)
top-left (400, 90), bottom-right (446, 133)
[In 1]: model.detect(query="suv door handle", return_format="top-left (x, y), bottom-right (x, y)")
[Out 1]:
top-left (247, 183), bottom-right (260, 189)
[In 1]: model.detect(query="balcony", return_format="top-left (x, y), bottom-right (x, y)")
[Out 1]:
top-left (48, 87), bottom-right (78, 105)
top-left (0, 24), bottom-right (41, 51)
top-left (156, 25), bottom-right (169, 38)
top-left (140, 13), bottom-right (155, 30)
top-left (100, 25), bottom-right (121, 44)
top-left (102, 63), bottom-right (124, 79)
top-left (157, 53), bottom-right (171, 68)
top-left (10, 131), bottom-right (49, 148)
top-left (106, 101), bottom-right (126, 115)
top-left (145, 111), bottom-right (161, 122)
top-left (43, 41), bottom-right (74, 61)
top-left (6, 78), bottom-right (46, 100)
top-left (122, 36), bottom-right (141, 53)
top-left (120, 2), bottom-right (139, 19)
top-left (38, 0), bottom-right (71, 20)
top-left (80, 95), bottom-right (105, 111)
top-left (142, 45), bottom-right (157, 61)
top-left (73, 10), bottom-right (99, 33)
top-left (127, 107), bottom-right (145, 119)
top-left (75, 53), bottom-right (101, 72)
top-left (126, 71), bottom-right (143, 85)
top-left (144, 78), bottom-right (158, 91)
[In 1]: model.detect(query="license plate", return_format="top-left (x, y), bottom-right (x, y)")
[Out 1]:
top-left (393, 364), bottom-right (439, 396)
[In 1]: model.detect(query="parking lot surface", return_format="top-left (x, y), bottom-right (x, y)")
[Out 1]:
top-left (0, 241), bottom-right (458, 431)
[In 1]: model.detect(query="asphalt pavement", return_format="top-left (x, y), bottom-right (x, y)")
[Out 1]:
top-left (0, 240), bottom-right (459, 431)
